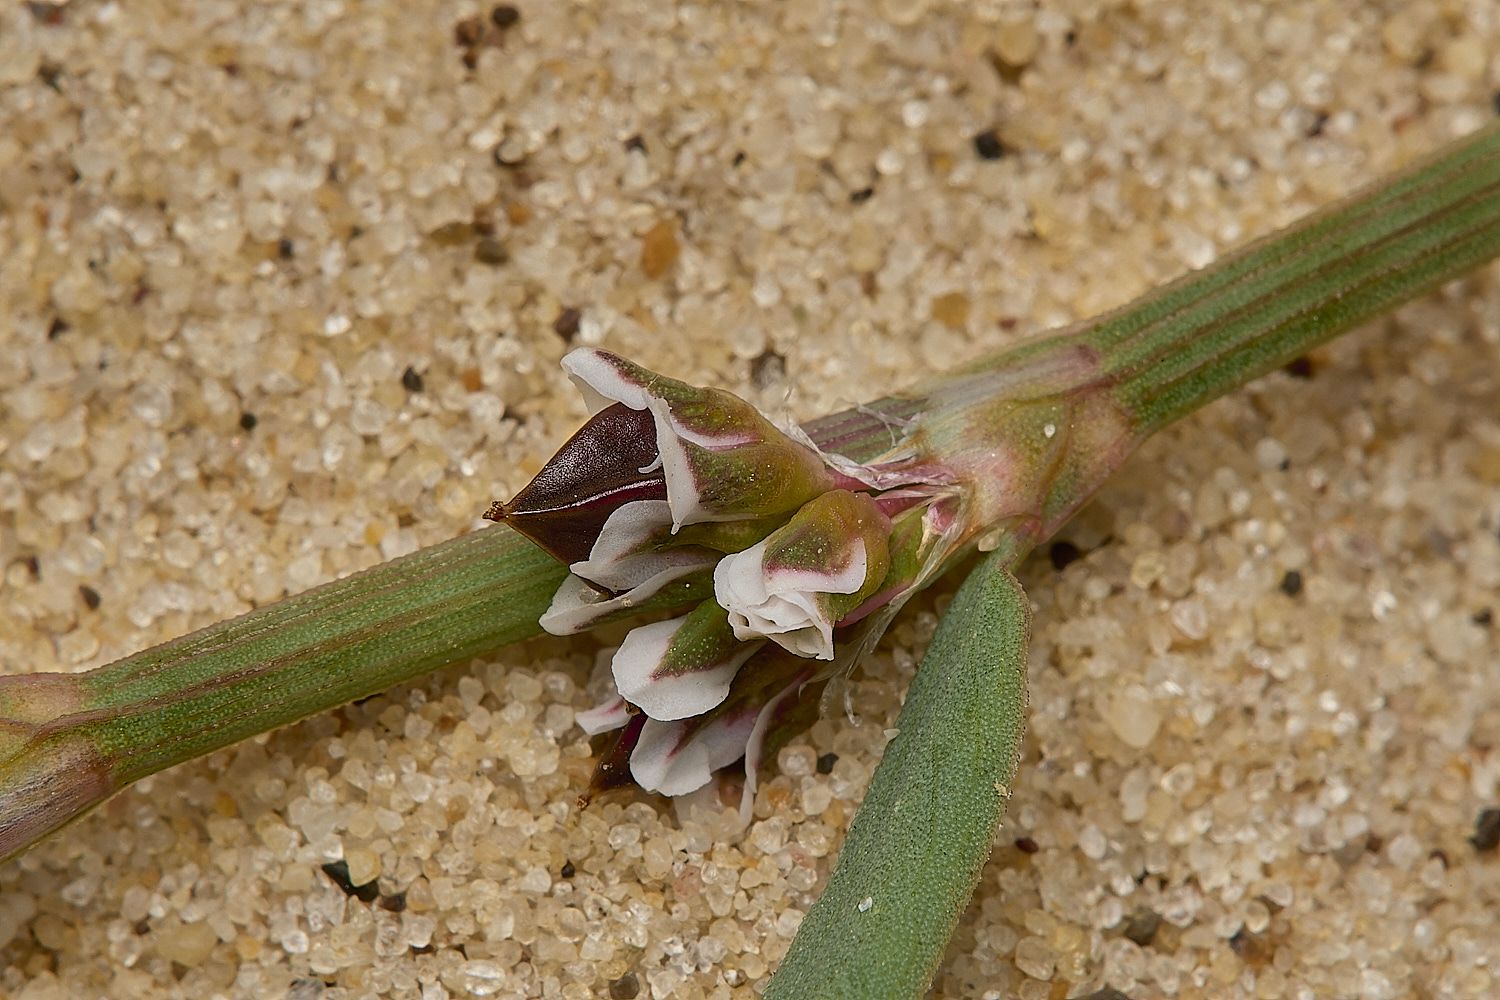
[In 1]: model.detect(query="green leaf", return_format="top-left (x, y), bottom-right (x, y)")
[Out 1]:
top-left (764, 550), bottom-right (1031, 1000)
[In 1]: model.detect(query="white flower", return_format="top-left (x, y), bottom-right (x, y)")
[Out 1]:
top-left (713, 490), bottom-right (890, 660)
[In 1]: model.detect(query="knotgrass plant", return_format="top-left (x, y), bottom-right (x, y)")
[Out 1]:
top-left (4, 123), bottom-right (1500, 999)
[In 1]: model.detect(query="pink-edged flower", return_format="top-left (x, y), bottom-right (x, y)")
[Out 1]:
top-left (609, 599), bottom-right (764, 721)
top-left (582, 647), bottom-right (819, 817)
top-left (713, 489), bottom-right (891, 660)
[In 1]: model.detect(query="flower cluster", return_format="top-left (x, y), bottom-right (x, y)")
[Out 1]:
top-left (488, 350), bottom-right (961, 813)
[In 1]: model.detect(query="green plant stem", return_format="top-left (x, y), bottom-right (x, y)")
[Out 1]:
top-left (763, 121), bottom-right (1500, 999)
top-left (1074, 119), bottom-right (1500, 433)
top-left (0, 527), bottom-right (566, 861)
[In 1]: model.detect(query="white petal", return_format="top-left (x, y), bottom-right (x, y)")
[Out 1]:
top-left (569, 500), bottom-right (677, 591)
top-left (630, 712), bottom-right (758, 797)
top-left (612, 619), bottom-right (762, 721)
top-left (576, 695), bottom-right (629, 736)
top-left (539, 554), bottom-right (714, 635)
top-left (713, 540), bottom-right (868, 660)
top-left (561, 349), bottom-right (654, 414)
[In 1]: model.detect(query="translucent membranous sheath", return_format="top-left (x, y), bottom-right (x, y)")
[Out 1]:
top-left (1, 121), bottom-right (1500, 1000)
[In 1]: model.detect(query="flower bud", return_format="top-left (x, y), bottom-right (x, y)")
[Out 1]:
top-left (561, 349), bottom-right (835, 528)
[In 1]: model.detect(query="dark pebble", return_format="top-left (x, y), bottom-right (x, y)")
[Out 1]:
top-left (454, 16), bottom-right (484, 46)
top-left (554, 307), bottom-right (582, 342)
top-left (1072, 988), bottom-right (1133, 1000)
top-left (1049, 540), bottom-right (1082, 571)
top-left (1283, 356), bottom-right (1314, 378)
top-left (816, 752), bottom-right (838, 775)
top-left (1471, 808), bottom-right (1500, 851)
top-left (239, 412), bottom-right (258, 431)
top-left (1279, 569), bottom-right (1303, 597)
top-left (491, 4), bottom-right (520, 28)
top-left (320, 860), bottom-right (380, 902)
top-left (973, 130), bottom-right (1005, 160)
top-left (475, 236), bottom-right (509, 265)
top-left (609, 972), bottom-right (640, 999)
top-left (750, 348), bottom-right (786, 390)
top-left (559, 860), bottom-right (575, 878)
top-left (1121, 906), bottom-right (1160, 947)
top-left (401, 366), bottom-right (425, 393)
top-left (78, 584), bottom-right (100, 610)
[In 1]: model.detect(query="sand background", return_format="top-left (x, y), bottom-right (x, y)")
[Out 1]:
top-left (4, 1), bottom-right (1500, 998)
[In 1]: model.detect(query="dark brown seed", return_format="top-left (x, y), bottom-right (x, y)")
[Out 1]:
top-left (1014, 836), bottom-right (1039, 854)
top-left (1279, 569), bottom-right (1303, 596)
top-left (239, 412), bottom-right (258, 431)
top-left (559, 860), bottom-right (575, 878)
top-left (490, 4), bottom-right (520, 28)
top-left (401, 367), bottom-right (425, 393)
top-left (78, 585), bottom-right (101, 610)
top-left (554, 307), bottom-right (582, 343)
top-left (487, 402), bottom-right (666, 566)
